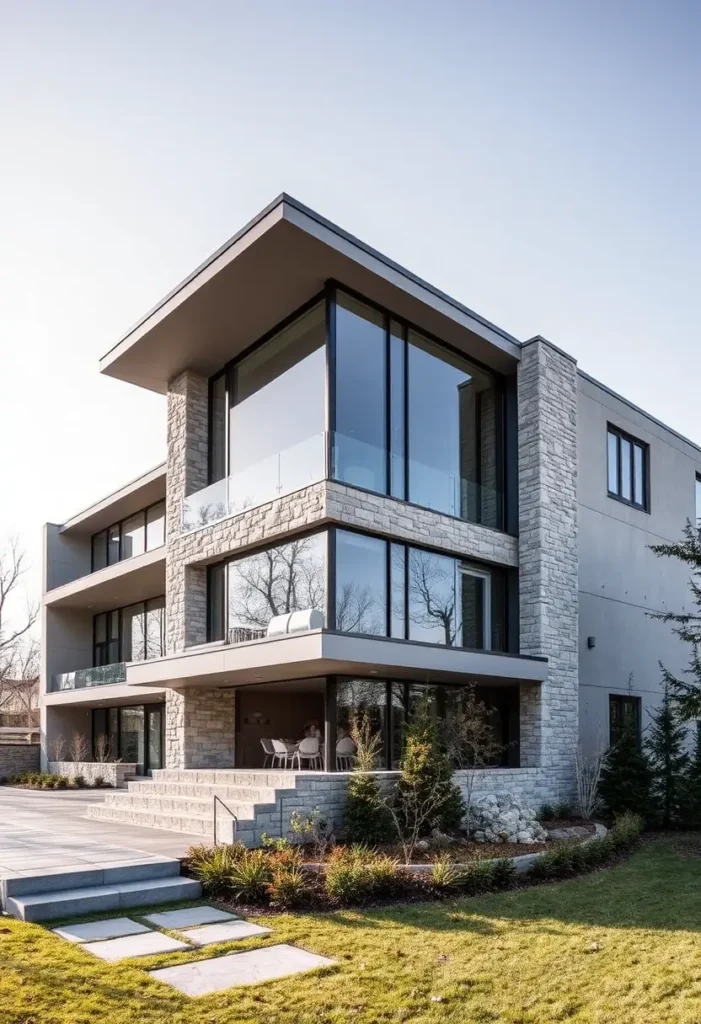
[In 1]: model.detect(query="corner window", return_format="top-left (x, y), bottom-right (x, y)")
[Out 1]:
top-left (607, 426), bottom-right (648, 511)
top-left (609, 694), bottom-right (641, 746)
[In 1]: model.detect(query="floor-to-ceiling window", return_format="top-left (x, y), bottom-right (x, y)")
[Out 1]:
top-left (93, 597), bottom-right (165, 666)
top-left (92, 704), bottom-right (164, 774)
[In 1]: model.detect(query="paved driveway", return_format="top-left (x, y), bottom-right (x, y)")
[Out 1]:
top-left (0, 787), bottom-right (202, 881)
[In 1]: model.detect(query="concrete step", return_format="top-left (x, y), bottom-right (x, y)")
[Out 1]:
top-left (1, 858), bottom-right (180, 900)
top-left (151, 769), bottom-right (299, 789)
top-left (7, 875), bottom-right (202, 922)
top-left (86, 801), bottom-right (257, 845)
top-left (100, 791), bottom-right (273, 819)
top-left (126, 780), bottom-right (280, 802)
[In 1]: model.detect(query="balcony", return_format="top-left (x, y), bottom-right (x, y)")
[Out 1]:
top-left (182, 432), bottom-right (326, 531)
top-left (50, 663), bottom-right (127, 692)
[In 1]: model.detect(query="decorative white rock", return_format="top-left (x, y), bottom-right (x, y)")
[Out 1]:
top-left (467, 795), bottom-right (547, 844)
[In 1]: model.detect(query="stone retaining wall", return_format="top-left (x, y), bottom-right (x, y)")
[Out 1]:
top-left (49, 762), bottom-right (139, 788)
top-left (0, 743), bottom-right (40, 779)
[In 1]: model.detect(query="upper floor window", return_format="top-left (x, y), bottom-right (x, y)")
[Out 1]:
top-left (93, 596), bottom-right (165, 666)
top-left (696, 473), bottom-right (701, 527)
top-left (91, 500), bottom-right (166, 572)
top-left (207, 527), bottom-right (511, 653)
top-left (203, 287), bottom-right (510, 536)
top-left (607, 425), bottom-right (648, 511)
top-left (609, 694), bottom-right (641, 746)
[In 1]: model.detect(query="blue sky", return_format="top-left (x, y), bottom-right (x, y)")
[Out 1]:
top-left (0, 0), bottom-right (699, 600)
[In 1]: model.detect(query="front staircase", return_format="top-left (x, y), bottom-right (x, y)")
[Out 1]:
top-left (86, 769), bottom-right (339, 847)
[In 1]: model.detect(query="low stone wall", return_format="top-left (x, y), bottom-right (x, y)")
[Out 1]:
top-left (49, 762), bottom-right (139, 788)
top-left (0, 743), bottom-right (40, 779)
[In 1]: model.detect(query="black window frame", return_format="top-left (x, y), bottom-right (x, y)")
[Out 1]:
top-left (90, 499), bottom-right (166, 573)
top-left (696, 473), bottom-right (701, 528)
top-left (92, 596), bottom-right (166, 667)
top-left (205, 282), bottom-right (514, 535)
top-left (609, 694), bottom-right (642, 746)
top-left (607, 424), bottom-right (649, 512)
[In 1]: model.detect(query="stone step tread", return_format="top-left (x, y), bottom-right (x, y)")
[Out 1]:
top-left (101, 794), bottom-right (267, 817)
top-left (151, 770), bottom-right (299, 788)
top-left (86, 803), bottom-right (257, 834)
top-left (7, 876), bottom-right (201, 922)
top-left (2, 859), bottom-right (180, 899)
top-left (127, 781), bottom-right (280, 801)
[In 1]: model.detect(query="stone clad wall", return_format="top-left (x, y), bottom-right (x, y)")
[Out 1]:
top-left (165, 688), bottom-right (236, 770)
top-left (48, 761), bottom-right (138, 788)
top-left (0, 743), bottom-right (39, 779)
top-left (517, 338), bottom-right (579, 798)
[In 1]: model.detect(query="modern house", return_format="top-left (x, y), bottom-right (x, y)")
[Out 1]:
top-left (40, 195), bottom-right (701, 841)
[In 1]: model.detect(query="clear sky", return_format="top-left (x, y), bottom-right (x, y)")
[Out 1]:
top-left (1, 0), bottom-right (699, 609)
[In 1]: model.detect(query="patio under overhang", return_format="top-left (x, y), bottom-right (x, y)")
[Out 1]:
top-left (124, 630), bottom-right (548, 691)
top-left (99, 194), bottom-right (521, 394)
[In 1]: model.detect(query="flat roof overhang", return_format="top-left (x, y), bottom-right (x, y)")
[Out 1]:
top-left (125, 630), bottom-right (548, 690)
top-left (43, 547), bottom-right (165, 611)
top-left (100, 195), bottom-right (522, 394)
top-left (60, 463), bottom-right (166, 536)
top-left (42, 685), bottom-right (167, 708)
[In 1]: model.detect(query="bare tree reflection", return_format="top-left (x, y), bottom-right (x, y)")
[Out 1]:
top-left (408, 549), bottom-right (459, 646)
top-left (228, 535), bottom-right (325, 630)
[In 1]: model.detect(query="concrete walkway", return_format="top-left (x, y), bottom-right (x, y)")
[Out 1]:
top-left (0, 788), bottom-right (203, 881)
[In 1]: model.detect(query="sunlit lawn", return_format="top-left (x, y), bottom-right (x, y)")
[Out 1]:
top-left (3, 838), bottom-right (701, 1023)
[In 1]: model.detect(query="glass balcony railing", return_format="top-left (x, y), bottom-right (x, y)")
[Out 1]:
top-left (50, 663), bottom-right (127, 692)
top-left (182, 432), bottom-right (326, 532)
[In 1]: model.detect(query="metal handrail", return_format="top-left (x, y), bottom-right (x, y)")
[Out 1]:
top-left (213, 794), bottom-right (238, 845)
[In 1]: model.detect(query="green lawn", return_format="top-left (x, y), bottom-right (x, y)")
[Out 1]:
top-left (3, 838), bottom-right (701, 1023)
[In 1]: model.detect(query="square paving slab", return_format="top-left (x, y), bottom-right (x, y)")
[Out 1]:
top-left (53, 917), bottom-right (150, 943)
top-left (82, 930), bottom-right (190, 961)
top-left (179, 921), bottom-right (271, 946)
top-left (149, 943), bottom-right (336, 995)
top-left (144, 906), bottom-right (237, 929)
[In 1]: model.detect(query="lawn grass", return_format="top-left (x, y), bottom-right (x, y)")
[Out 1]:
top-left (3, 838), bottom-right (701, 1023)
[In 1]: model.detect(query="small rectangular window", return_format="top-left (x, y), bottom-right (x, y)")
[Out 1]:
top-left (607, 426), bottom-right (648, 511)
top-left (146, 501), bottom-right (166, 550)
top-left (696, 474), bottom-right (701, 527)
top-left (609, 694), bottom-right (641, 746)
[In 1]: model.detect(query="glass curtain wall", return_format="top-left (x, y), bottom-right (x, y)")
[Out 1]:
top-left (93, 597), bottom-right (165, 666)
top-left (93, 705), bottom-right (164, 774)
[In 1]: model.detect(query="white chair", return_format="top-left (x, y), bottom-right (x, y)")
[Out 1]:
top-left (292, 736), bottom-right (322, 770)
top-left (336, 736), bottom-right (357, 771)
top-left (271, 739), bottom-right (293, 769)
top-left (260, 738), bottom-right (275, 768)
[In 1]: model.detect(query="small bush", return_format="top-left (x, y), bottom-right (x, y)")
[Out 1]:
top-left (538, 803), bottom-right (556, 821)
top-left (324, 845), bottom-right (403, 904)
top-left (366, 853), bottom-right (404, 898)
top-left (554, 801), bottom-right (573, 819)
top-left (581, 833), bottom-right (613, 868)
top-left (54, 776), bottom-right (69, 789)
top-left (72, 774), bottom-right (86, 788)
top-left (266, 866), bottom-right (308, 909)
top-left (0, 776), bottom-right (8, 786)
top-left (93, 776), bottom-right (105, 788)
top-left (344, 771), bottom-right (392, 845)
top-left (609, 811), bottom-right (644, 852)
top-left (228, 849), bottom-right (273, 903)
top-left (41, 774), bottom-right (58, 789)
top-left (457, 860), bottom-right (497, 896)
top-left (491, 858), bottom-right (516, 889)
top-left (187, 843), bottom-right (244, 892)
top-left (431, 854), bottom-right (462, 891)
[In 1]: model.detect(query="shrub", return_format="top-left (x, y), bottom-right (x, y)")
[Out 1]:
top-left (646, 678), bottom-right (689, 827)
top-left (457, 860), bottom-right (498, 895)
top-left (289, 808), bottom-right (332, 857)
top-left (0, 776), bottom-right (8, 786)
top-left (344, 771), bottom-right (392, 845)
top-left (599, 728), bottom-right (653, 820)
top-left (266, 866), bottom-right (309, 909)
top-left (553, 802), bottom-right (573, 819)
top-left (54, 776), bottom-right (69, 789)
top-left (608, 811), bottom-right (644, 853)
top-left (538, 803), bottom-right (556, 821)
top-left (72, 774), bottom-right (86, 789)
top-left (324, 845), bottom-right (403, 904)
top-left (431, 854), bottom-right (462, 891)
top-left (92, 776), bottom-right (105, 788)
top-left (491, 857), bottom-right (516, 889)
top-left (228, 849), bottom-right (273, 903)
top-left (187, 843), bottom-right (245, 892)
top-left (528, 846), bottom-right (574, 881)
top-left (581, 833), bottom-right (613, 868)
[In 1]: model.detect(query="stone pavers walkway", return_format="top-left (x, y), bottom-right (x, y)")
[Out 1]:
top-left (49, 904), bottom-right (336, 992)
top-left (0, 787), bottom-right (202, 880)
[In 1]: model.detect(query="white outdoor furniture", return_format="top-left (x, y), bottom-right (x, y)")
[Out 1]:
top-left (291, 736), bottom-right (322, 770)
top-left (335, 736), bottom-right (357, 771)
top-left (260, 738), bottom-right (275, 768)
top-left (270, 739), bottom-right (294, 769)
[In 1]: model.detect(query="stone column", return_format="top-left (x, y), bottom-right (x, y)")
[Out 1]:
top-left (517, 338), bottom-right (578, 782)
top-left (166, 370), bottom-right (209, 654)
top-left (165, 688), bottom-right (236, 769)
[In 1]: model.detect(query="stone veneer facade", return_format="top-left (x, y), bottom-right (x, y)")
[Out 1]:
top-left (162, 343), bottom-right (579, 800)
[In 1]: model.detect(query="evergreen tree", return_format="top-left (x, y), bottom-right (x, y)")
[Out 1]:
top-left (681, 722), bottom-right (701, 827)
top-left (650, 524), bottom-right (701, 719)
top-left (397, 695), bottom-right (465, 835)
top-left (343, 712), bottom-right (392, 844)
top-left (646, 675), bottom-right (689, 827)
top-left (599, 726), bottom-right (653, 821)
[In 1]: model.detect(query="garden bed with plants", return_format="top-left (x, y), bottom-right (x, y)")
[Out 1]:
top-left (185, 812), bottom-right (641, 913)
top-left (0, 771), bottom-right (112, 790)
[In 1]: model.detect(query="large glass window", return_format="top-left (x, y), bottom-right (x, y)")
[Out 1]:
top-left (607, 425), bottom-right (648, 511)
top-left (119, 706), bottom-right (145, 769)
top-left (408, 547), bottom-right (457, 645)
top-left (336, 678), bottom-right (387, 768)
top-left (335, 530), bottom-right (387, 635)
top-left (91, 500), bottom-right (166, 572)
top-left (333, 293), bottom-right (387, 493)
top-left (609, 694), bottom-right (641, 746)
top-left (228, 302), bottom-right (325, 509)
top-left (93, 597), bottom-right (165, 667)
top-left (227, 533), bottom-right (326, 641)
top-left (696, 474), bottom-right (701, 527)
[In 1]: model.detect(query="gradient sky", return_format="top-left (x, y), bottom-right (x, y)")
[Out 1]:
top-left (1, 0), bottom-right (699, 610)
